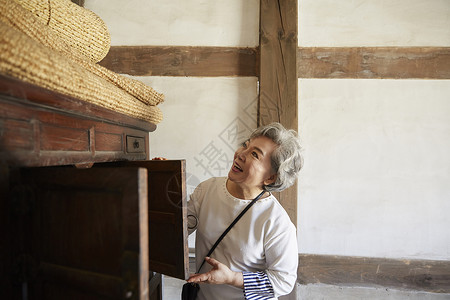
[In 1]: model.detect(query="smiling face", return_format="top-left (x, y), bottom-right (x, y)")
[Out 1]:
top-left (228, 136), bottom-right (278, 194)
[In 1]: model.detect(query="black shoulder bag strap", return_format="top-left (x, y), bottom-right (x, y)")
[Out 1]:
top-left (196, 189), bottom-right (266, 273)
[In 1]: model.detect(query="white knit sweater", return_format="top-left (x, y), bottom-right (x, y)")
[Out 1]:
top-left (187, 177), bottom-right (298, 300)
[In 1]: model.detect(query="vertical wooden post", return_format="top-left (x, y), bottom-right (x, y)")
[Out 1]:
top-left (259, 0), bottom-right (298, 226)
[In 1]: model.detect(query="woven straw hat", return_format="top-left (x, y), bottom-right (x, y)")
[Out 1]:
top-left (13, 0), bottom-right (111, 63)
top-left (0, 0), bottom-right (164, 106)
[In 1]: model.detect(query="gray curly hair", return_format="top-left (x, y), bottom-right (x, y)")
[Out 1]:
top-left (249, 122), bottom-right (303, 192)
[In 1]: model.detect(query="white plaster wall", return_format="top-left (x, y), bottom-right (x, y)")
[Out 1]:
top-left (135, 76), bottom-right (258, 187)
top-left (299, 0), bottom-right (450, 47)
top-left (298, 79), bottom-right (450, 260)
top-left (85, 0), bottom-right (259, 47)
top-left (297, 0), bottom-right (450, 261)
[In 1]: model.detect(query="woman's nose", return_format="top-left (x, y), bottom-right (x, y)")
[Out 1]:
top-left (237, 149), bottom-right (246, 161)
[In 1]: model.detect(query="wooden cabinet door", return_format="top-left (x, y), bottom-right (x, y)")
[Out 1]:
top-left (99, 160), bottom-right (189, 280)
top-left (16, 167), bottom-right (150, 300)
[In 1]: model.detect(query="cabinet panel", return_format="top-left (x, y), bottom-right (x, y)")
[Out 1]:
top-left (14, 167), bottom-right (149, 300)
top-left (99, 160), bottom-right (189, 280)
top-left (143, 160), bottom-right (189, 280)
top-left (40, 124), bottom-right (89, 151)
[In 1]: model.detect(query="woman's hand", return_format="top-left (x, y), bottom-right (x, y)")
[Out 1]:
top-left (186, 257), bottom-right (244, 288)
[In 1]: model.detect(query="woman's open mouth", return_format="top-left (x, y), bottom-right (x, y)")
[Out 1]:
top-left (232, 162), bottom-right (243, 172)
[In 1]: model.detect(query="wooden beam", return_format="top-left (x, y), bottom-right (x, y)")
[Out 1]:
top-left (99, 46), bottom-right (258, 77)
top-left (259, 0), bottom-right (298, 226)
top-left (100, 46), bottom-right (450, 80)
top-left (298, 254), bottom-right (450, 293)
top-left (298, 47), bottom-right (450, 79)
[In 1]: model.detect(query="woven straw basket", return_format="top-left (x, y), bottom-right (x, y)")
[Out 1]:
top-left (13, 0), bottom-right (111, 63)
top-left (0, 22), bottom-right (163, 124)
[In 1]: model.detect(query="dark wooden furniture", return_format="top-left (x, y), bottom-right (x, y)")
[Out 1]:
top-left (0, 74), bottom-right (189, 299)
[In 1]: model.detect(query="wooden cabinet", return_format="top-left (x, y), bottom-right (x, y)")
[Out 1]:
top-left (0, 74), bottom-right (154, 167)
top-left (0, 75), bottom-right (189, 299)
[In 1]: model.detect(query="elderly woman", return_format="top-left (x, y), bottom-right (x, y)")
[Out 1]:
top-left (186, 122), bottom-right (303, 300)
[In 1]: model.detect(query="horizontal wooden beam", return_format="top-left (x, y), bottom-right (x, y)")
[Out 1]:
top-left (100, 46), bottom-right (450, 79)
top-left (298, 47), bottom-right (450, 79)
top-left (298, 254), bottom-right (450, 293)
top-left (99, 46), bottom-right (258, 77)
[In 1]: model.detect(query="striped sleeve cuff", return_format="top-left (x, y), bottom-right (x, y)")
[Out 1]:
top-left (243, 271), bottom-right (275, 300)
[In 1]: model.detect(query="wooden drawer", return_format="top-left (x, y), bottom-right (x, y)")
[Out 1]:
top-left (126, 135), bottom-right (146, 153)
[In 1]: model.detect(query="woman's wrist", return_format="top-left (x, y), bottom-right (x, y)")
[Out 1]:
top-left (229, 271), bottom-right (244, 288)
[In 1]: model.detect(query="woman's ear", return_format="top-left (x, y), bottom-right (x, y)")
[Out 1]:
top-left (264, 173), bottom-right (277, 186)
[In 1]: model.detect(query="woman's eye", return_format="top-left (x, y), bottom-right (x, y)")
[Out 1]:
top-left (252, 151), bottom-right (258, 158)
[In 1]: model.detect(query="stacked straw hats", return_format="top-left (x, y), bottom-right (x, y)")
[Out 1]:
top-left (0, 0), bottom-right (164, 124)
